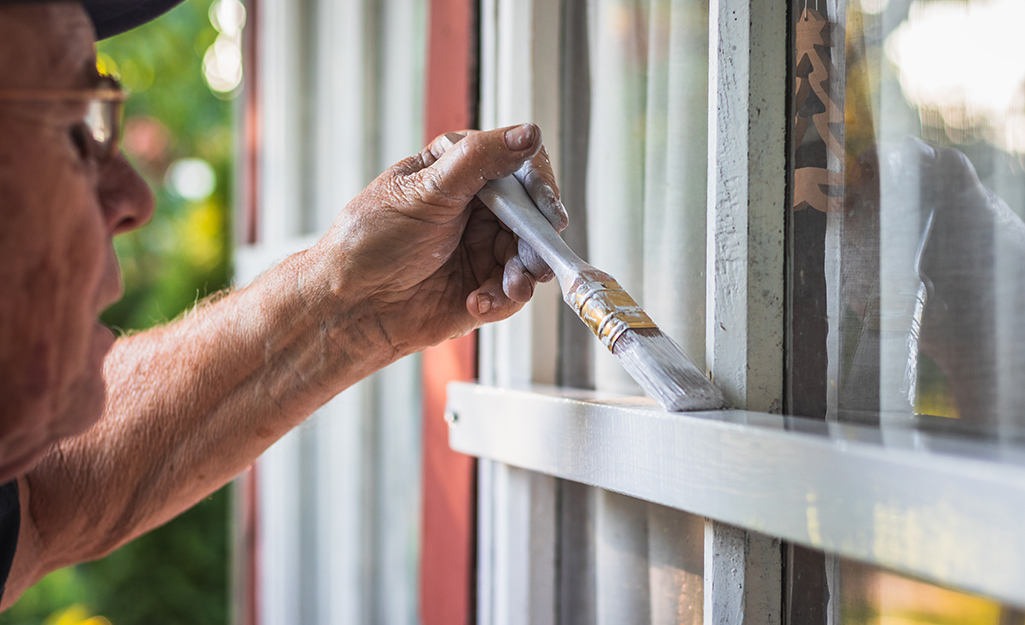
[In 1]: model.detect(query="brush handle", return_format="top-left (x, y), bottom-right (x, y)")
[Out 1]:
top-left (477, 176), bottom-right (587, 287)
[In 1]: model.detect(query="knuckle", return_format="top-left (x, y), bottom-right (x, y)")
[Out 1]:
top-left (411, 168), bottom-right (462, 208)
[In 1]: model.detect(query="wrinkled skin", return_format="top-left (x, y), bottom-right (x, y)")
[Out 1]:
top-left (0, 4), bottom-right (565, 479)
top-left (0, 4), bottom-right (154, 479)
top-left (316, 128), bottom-right (567, 354)
top-left (0, 1), bottom-right (566, 607)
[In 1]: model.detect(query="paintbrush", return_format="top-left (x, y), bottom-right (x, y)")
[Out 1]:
top-left (474, 173), bottom-right (726, 412)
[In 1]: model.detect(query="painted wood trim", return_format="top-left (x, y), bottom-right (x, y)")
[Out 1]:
top-left (420, 2), bottom-right (479, 624)
top-left (474, 1), bottom-right (563, 623)
top-left (705, 521), bottom-right (782, 625)
top-left (448, 383), bottom-right (1025, 610)
top-left (424, 0), bottom-right (478, 137)
top-left (705, 1), bottom-right (788, 620)
top-left (231, 467), bottom-right (259, 625)
top-left (255, 0), bottom-right (307, 242)
top-left (706, 0), bottom-right (787, 413)
top-left (422, 336), bottom-right (478, 625)
top-left (233, 0), bottom-right (262, 622)
top-left (239, 0), bottom-right (260, 246)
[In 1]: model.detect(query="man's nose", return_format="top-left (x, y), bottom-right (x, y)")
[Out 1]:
top-left (98, 153), bottom-right (156, 235)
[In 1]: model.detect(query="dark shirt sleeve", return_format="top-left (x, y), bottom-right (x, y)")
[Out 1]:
top-left (0, 480), bottom-right (19, 604)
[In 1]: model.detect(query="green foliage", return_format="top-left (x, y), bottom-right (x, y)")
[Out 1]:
top-left (2, 0), bottom-right (235, 623)
top-left (99, 0), bottom-right (235, 332)
top-left (2, 494), bottom-right (228, 625)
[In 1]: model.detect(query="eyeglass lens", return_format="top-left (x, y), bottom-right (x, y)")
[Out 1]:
top-left (83, 99), bottom-right (123, 160)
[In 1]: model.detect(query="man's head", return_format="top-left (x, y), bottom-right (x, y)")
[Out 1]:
top-left (0, 1), bottom-right (154, 480)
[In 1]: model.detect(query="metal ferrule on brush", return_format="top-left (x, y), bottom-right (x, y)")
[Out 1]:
top-left (567, 280), bottom-right (657, 351)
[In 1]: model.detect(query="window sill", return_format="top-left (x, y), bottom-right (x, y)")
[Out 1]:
top-left (446, 381), bottom-right (1025, 607)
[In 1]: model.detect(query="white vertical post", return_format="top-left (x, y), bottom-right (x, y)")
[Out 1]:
top-left (585, 1), bottom-right (657, 623)
top-left (258, 0), bottom-right (308, 242)
top-left (706, 0), bottom-right (787, 622)
top-left (477, 1), bottom-right (563, 623)
top-left (706, 0), bottom-right (786, 412)
top-left (476, 3), bottom-right (500, 616)
top-left (368, 4), bottom-right (426, 617)
top-left (586, 0), bottom-right (649, 396)
top-left (248, 0), bottom-right (427, 623)
top-left (484, 0), bottom-right (561, 390)
top-left (312, 0), bottom-right (375, 230)
top-left (490, 465), bottom-right (558, 625)
top-left (643, 0), bottom-right (710, 362)
top-left (824, 0), bottom-right (849, 421)
top-left (373, 356), bottom-right (423, 625)
top-left (704, 521), bottom-right (782, 625)
top-left (314, 388), bottom-right (372, 625)
top-left (642, 0), bottom-right (710, 622)
top-left (257, 432), bottom-right (303, 625)
top-left (253, 1), bottom-right (310, 622)
top-left (377, 0), bottom-right (426, 169)
top-left (594, 491), bottom-right (651, 625)
top-left (648, 504), bottom-right (704, 625)
top-left (306, 2), bottom-right (379, 624)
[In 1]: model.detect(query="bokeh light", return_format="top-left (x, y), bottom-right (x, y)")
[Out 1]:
top-left (202, 0), bottom-right (245, 96)
top-left (166, 158), bottom-right (217, 201)
top-left (886, 0), bottom-right (1025, 153)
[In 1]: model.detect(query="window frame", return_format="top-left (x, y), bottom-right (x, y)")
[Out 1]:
top-left (457, 0), bottom-right (1025, 620)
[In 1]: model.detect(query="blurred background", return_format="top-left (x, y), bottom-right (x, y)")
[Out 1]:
top-left (0, 0), bottom-right (239, 622)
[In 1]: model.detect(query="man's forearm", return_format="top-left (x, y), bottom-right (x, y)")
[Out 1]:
top-left (0, 123), bottom-right (558, 607)
top-left (13, 247), bottom-right (396, 587)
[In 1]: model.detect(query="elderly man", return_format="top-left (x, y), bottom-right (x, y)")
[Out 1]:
top-left (0, 0), bottom-right (565, 608)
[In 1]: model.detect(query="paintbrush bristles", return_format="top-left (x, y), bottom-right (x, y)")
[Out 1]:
top-left (561, 274), bottom-right (729, 411)
top-left (612, 328), bottom-right (726, 412)
top-left (474, 174), bottom-right (724, 411)
top-left (562, 271), bottom-right (725, 411)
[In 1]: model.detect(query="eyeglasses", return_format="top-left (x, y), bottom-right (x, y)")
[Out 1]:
top-left (0, 77), bottom-right (128, 163)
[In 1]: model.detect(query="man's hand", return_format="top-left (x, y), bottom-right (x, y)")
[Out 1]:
top-left (305, 123), bottom-right (567, 356)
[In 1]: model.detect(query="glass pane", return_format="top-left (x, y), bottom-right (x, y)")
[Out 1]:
top-left (788, 0), bottom-right (1025, 620)
top-left (839, 558), bottom-right (1025, 625)
top-left (584, 0), bottom-right (709, 395)
top-left (788, 0), bottom-right (1025, 433)
top-left (555, 0), bottom-right (710, 623)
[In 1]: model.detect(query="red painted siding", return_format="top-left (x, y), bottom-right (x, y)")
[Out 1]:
top-left (420, 1), bottom-right (479, 623)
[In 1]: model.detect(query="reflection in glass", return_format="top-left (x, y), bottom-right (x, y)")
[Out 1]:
top-left (789, 0), bottom-right (1025, 433)
top-left (839, 558), bottom-right (1024, 625)
top-left (790, 0), bottom-right (1025, 621)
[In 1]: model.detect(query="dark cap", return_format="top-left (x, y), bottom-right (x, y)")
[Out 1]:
top-left (0, 0), bottom-right (186, 39)
top-left (84, 0), bottom-right (186, 39)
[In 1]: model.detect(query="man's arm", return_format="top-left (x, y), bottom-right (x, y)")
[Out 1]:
top-left (3, 124), bottom-right (566, 605)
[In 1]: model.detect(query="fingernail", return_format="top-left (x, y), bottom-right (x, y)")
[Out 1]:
top-left (477, 293), bottom-right (493, 316)
top-left (505, 124), bottom-right (536, 151)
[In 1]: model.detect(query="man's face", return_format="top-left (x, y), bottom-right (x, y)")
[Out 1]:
top-left (0, 2), bottom-right (154, 480)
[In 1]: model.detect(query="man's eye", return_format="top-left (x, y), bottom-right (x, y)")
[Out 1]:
top-left (69, 123), bottom-right (93, 161)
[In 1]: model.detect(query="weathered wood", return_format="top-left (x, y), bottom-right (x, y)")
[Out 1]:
top-left (705, 0), bottom-right (788, 621)
top-left (449, 383), bottom-right (1025, 611)
top-left (706, 0), bottom-right (787, 413)
top-left (704, 522), bottom-right (782, 625)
